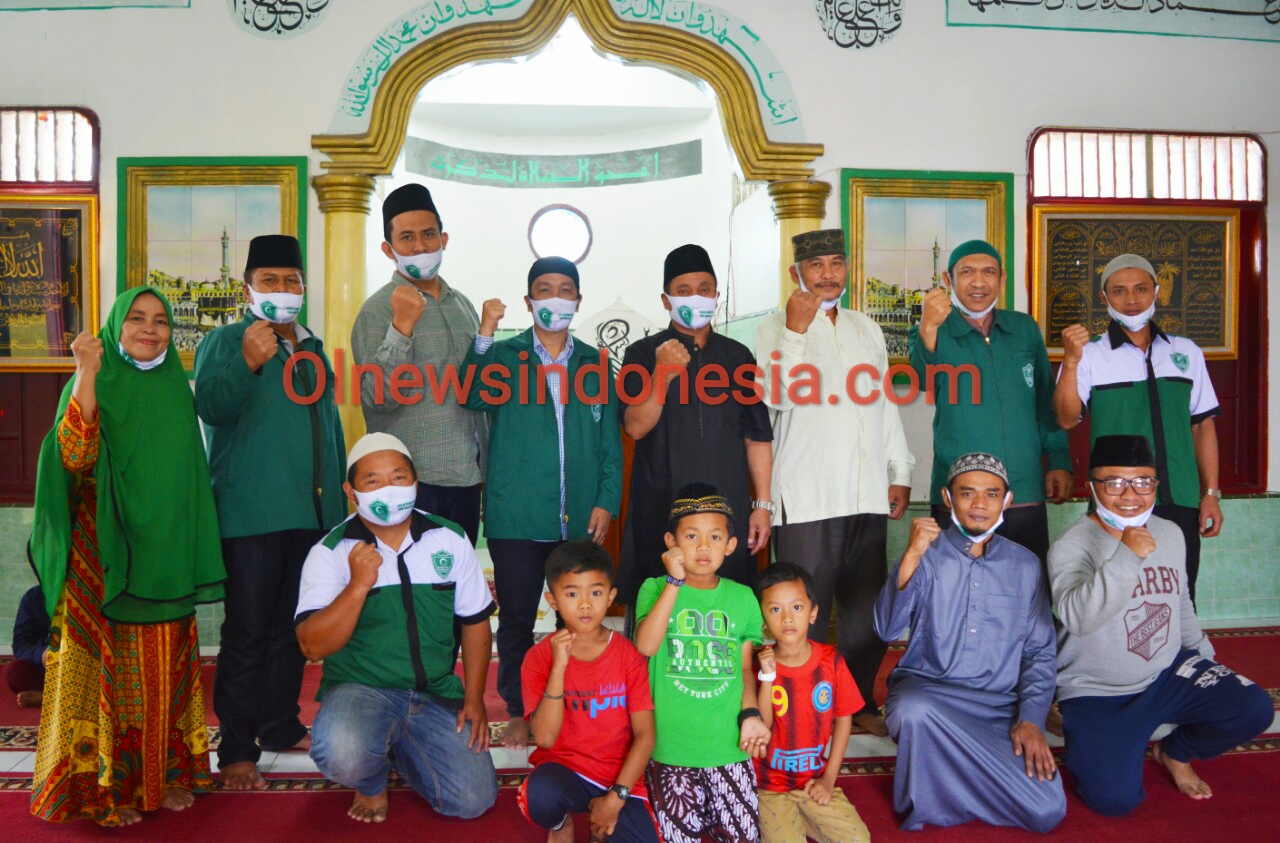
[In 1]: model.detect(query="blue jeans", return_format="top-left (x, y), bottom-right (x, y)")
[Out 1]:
top-left (310, 682), bottom-right (498, 819)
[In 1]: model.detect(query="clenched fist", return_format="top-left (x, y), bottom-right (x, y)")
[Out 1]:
top-left (479, 299), bottom-right (506, 337)
top-left (549, 628), bottom-right (575, 669)
top-left (1061, 324), bottom-right (1091, 366)
top-left (661, 546), bottom-right (687, 581)
top-left (654, 338), bottom-right (691, 382)
top-left (1120, 526), bottom-right (1157, 559)
top-left (784, 288), bottom-right (822, 334)
top-left (907, 517), bottom-right (943, 556)
top-left (348, 541), bottom-right (383, 591)
top-left (921, 287), bottom-right (952, 331)
top-left (390, 284), bottom-right (427, 338)
top-left (70, 331), bottom-right (103, 376)
top-left (242, 319), bottom-right (278, 371)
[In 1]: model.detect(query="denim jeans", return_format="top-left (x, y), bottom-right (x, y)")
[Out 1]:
top-left (310, 682), bottom-right (498, 818)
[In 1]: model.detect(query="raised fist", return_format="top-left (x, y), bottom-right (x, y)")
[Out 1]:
top-left (348, 541), bottom-right (383, 590)
top-left (390, 284), bottom-right (427, 337)
top-left (661, 546), bottom-right (687, 581)
top-left (921, 287), bottom-right (952, 330)
top-left (907, 517), bottom-right (943, 556)
top-left (1061, 324), bottom-right (1090, 365)
top-left (785, 288), bottom-right (822, 334)
top-left (1120, 526), bottom-right (1157, 559)
top-left (242, 319), bottom-right (277, 371)
top-left (70, 331), bottom-right (103, 376)
top-left (654, 338), bottom-right (691, 379)
top-left (479, 299), bottom-right (506, 337)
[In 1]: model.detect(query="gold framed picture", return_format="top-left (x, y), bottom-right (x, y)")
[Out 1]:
top-left (841, 169), bottom-right (1013, 361)
top-left (118, 156), bottom-right (306, 371)
top-left (1031, 204), bottom-right (1238, 360)
top-left (0, 193), bottom-right (99, 372)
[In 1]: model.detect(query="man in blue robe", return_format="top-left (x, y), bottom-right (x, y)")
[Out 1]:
top-left (874, 452), bottom-right (1065, 833)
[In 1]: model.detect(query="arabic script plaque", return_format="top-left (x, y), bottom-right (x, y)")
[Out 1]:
top-left (1033, 206), bottom-right (1238, 359)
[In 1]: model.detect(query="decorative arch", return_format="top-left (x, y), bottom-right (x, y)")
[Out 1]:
top-left (312, 0), bottom-right (830, 444)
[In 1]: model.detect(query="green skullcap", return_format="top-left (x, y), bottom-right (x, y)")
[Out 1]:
top-left (947, 240), bottom-right (1003, 275)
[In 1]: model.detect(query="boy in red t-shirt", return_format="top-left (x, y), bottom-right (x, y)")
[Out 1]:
top-left (519, 540), bottom-right (660, 843)
top-left (754, 564), bottom-right (870, 843)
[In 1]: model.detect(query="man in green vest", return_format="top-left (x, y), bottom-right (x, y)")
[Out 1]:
top-left (461, 256), bottom-right (623, 749)
top-left (910, 239), bottom-right (1072, 566)
top-left (194, 234), bottom-right (347, 790)
top-left (1053, 253), bottom-right (1223, 601)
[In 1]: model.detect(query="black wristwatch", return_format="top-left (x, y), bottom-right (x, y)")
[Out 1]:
top-left (608, 784), bottom-right (631, 802)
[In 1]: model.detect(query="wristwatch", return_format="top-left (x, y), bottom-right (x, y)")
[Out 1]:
top-left (608, 784), bottom-right (631, 802)
top-left (1203, 488), bottom-right (1222, 500)
top-left (752, 499), bottom-right (776, 515)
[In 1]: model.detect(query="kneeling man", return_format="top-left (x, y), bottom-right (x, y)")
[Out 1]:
top-left (1050, 435), bottom-right (1272, 817)
top-left (874, 453), bottom-right (1065, 833)
top-left (296, 433), bottom-right (498, 822)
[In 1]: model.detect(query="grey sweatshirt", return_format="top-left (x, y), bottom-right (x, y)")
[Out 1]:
top-left (1048, 514), bottom-right (1213, 701)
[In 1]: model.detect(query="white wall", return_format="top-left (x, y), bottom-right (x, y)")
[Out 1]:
top-left (1, 0), bottom-right (1276, 484)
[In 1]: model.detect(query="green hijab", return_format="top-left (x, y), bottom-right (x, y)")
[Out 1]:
top-left (29, 287), bottom-right (226, 623)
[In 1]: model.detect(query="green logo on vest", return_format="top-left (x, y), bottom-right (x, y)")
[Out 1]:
top-left (370, 500), bottom-right (390, 521)
top-left (1171, 352), bottom-right (1189, 373)
top-left (1022, 362), bottom-right (1034, 388)
top-left (432, 549), bottom-right (454, 578)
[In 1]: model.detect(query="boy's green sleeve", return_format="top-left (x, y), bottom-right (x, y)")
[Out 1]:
top-left (743, 587), bottom-right (764, 645)
top-left (633, 576), bottom-right (662, 630)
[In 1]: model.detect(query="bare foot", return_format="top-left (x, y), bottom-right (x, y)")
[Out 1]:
top-left (1045, 705), bottom-right (1064, 738)
top-left (1152, 743), bottom-right (1213, 800)
top-left (16, 690), bottom-right (42, 708)
top-left (501, 716), bottom-right (530, 748)
top-left (348, 790), bottom-right (389, 823)
top-left (548, 814), bottom-right (573, 843)
top-left (219, 761), bottom-right (267, 791)
top-left (162, 787), bottom-right (195, 811)
top-left (853, 710), bottom-right (889, 737)
top-left (115, 807), bottom-right (143, 826)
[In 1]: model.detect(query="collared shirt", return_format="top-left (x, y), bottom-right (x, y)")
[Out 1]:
top-left (755, 307), bottom-right (914, 524)
top-left (1065, 319), bottom-right (1220, 509)
top-left (351, 272), bottom-right (489, 487)
top-left (278, 321), bottom-right (311, 356)
top-left (873, 527), bottom-right (1057, 726)
top-left (295, 510), bottom-right (495, 702)
top-left (474, 329), bottom-right (574, 539)
top-left (910, 308), bottom-right (1069, 507)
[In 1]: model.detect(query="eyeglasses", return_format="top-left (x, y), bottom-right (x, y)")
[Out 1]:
top-left (1090, 476), bottom-right (1157, 495)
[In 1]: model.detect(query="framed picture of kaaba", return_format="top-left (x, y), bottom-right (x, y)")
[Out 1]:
top-left (118, 156), bottom-right (306, 372)
top-left (842, 169), bottom-right (1013, 361)
top-left (1032, 205), bottom-right (1238, 360)
top-left (0, 193), bottom-right (99, 371)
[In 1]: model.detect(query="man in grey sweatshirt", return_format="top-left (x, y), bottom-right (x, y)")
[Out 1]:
top-left (1049, 435), bottom-right (1271, 817)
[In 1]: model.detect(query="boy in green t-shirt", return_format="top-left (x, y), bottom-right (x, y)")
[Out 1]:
top-left (634, 482), bottom-right (768, 843)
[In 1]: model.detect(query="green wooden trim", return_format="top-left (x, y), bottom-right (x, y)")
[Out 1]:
top-left (115, 156), bottom-right (309, 377)
top-left (839, 167), bottom-right (1016, 306)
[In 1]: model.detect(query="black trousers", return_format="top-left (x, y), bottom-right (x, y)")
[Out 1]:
top-left (489, 538), bottom-right (564, 717)
top-left (930, 503), bottom-right (1051, 571)
top-left (416, 481), bottom-right (482, 546)
top-left (1154, 503), bottom-right (1202, 604)
top-left (772, 513), bottom-right (887, 717)
top-left (214, 528), bottom-right (321, 768)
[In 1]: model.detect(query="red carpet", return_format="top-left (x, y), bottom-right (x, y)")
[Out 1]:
top-left (1, 745), bottom-right (1277, 841)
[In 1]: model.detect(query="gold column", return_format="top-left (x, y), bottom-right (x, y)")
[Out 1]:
top-left (314, 173), bottom-right (377, 449)
top-left (769, 179), bottom-right (832, 307)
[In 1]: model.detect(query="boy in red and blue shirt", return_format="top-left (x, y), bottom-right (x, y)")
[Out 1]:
top-left (519, 540), bottom-right (659, 843)
top-left (754, 563), bottom-right (869, 843)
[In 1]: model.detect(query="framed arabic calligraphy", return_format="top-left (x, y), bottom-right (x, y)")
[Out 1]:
top-left (117, 157), bottom-right (306, 372)
top-left (1032, 205), bottom-right (1239, 360)
top-left (841, 169), bottom-right (1013, 362)
top-left (0, 194), bottom-right (98, 372)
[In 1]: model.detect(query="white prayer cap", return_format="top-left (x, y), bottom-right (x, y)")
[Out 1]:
top-left (1100, 254), bottom-right (1156, 288)
top-left (346, 432), bottom-right (413, 474)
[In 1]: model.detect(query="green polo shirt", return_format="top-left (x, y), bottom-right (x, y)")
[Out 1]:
top-left (909, 309), bottom-right (1070, 506)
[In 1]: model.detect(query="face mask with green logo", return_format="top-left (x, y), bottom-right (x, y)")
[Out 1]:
top-left (248, 288), bottom-right (303, 324)
top-left (666, 294), bottom-right (717, 329)
top-left (393, 247), bottom-right (443, 282)
top-left (531, 296), bottom-right (578, 332)
top-left (118, 341), bottom-right (168, 371)
top-left (354, 484), bottom-right (416, 526)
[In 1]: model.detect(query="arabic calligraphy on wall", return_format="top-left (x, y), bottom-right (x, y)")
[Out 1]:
top-left (331, 1), bottom-right (805, 145)
top-left (816, 0), bottom-right (902, 49)
top-left (405, 138), bottom-right (703, 188)
top-left (227, 0), bottom-right (329, 39)
top-left (948, 0), bottom-right (1280, 43)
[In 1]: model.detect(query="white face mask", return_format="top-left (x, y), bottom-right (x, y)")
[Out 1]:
top-left (530, 296), bottom-right (578, 332)
top-left (796, 265), bottom-right (840, 311)
top-left (248, 288), bottom-right (303, 324)
top-left (1090, 486), bottom-right (1155, 531)
top-left (1103, 293), bottom-right (1155, 333)
top-left (944, 489), bottom-right (1012, 545)
top-left (118, 341), bottom-right (167, 371)
top-left (948, 284), bottom-right (997, 321)
top-left (393, 247), bottom-right (443, 282)
top-left (354, 484), bottom-right (417, 526)
top-left (667, 294), bottom-right (717, 330)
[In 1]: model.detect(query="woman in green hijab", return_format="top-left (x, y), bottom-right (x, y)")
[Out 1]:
top-left (28, 288), bottom-right (226, 826)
